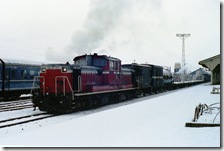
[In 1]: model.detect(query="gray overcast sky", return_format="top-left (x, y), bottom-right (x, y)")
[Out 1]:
top-left (0, 0), bottom-right (220, 71)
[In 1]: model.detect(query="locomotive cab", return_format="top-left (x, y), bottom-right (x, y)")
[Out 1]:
top-left (73, 53), bottom-right (131, 92)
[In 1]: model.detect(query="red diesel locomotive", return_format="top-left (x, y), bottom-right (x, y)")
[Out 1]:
top-left (32, 53), bottom-right (136, 112)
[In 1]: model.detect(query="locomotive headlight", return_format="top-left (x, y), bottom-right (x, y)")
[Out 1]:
top-left (62, 67), bottom-right (67, 72)
top-left (42, 68), bottom-right (46, 73)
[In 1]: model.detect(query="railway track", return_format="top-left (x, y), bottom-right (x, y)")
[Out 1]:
top-left (0, 99), bottom-right (33, 112)
top-left (0, 113), bottom-right (56, 129)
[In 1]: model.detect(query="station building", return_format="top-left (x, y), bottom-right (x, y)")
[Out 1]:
top-left (198, 54), bottom-right (220, 85)
top-left (188, 68), bottom-right (211, 82)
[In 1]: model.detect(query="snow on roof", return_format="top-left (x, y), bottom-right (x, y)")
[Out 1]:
top-left (0, 58), bottom-right (61, 66)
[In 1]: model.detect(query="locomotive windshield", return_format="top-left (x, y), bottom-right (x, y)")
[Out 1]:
top-left (74, 56), bottom-right (107, 68)
top-left (93, 58), bottom-right (106, 67)
top-left (74, 59), bottom-right (87, 66)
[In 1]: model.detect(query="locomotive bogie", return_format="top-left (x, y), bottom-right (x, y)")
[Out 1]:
top-left (73, 88), bottom-right (136, 111)
top-left (33, 92), bottom-right (74, 113)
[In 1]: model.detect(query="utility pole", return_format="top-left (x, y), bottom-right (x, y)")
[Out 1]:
top-left (176, 34), bottom-right (191, 67)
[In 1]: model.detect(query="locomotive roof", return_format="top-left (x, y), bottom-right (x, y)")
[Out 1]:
top-left (73, 53), bottom-right (121, 62)
top-left (78, 65), bottom-right (102, 70)
top-left (123, 63), bottom-right (163, 68)
top-left (122, 63), bottom-right (152, 68)
top-left (141, 64), bottom-right (163, 68)
top-left (163, 69), bottom-right (172, 76)
top-left (41, 63), bottom-right (102, 71)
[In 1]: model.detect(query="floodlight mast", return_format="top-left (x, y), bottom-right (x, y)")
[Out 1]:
top-left (176, 34), bottom-right (191, 67)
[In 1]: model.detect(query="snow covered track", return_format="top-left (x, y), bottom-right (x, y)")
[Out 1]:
top-left (0, 99), bottom-right (33, 112)
top-left (0, 113), bottom-right (55, 129)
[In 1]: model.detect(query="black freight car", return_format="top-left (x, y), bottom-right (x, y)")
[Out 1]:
top-left (123, 63), bottom-right (164, 95)
top-left (122, 63), bottom-right (152, 95)
top-left (142, 64), bottom-right (164, 93)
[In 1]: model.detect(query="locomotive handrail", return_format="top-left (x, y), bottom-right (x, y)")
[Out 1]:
top-left (78, 76), bottom-right (82, 92)
top-left (30, 76), bottom-right (45, 96)
top-left (55, 76), bottom-right (74, 100)
top-left (55, 76), bottom-right (65, 96)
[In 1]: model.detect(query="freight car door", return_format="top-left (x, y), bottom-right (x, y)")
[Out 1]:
top-left (73, 69), bottom-right (81, 92)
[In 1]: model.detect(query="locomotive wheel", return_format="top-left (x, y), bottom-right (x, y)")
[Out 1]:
top-left (119, 93), bottom-right (125, 101)
top-left (102, 95), bottom-right (109, 105)
top-left (38, 103), bottom-right (46, 111)
top-left (90, 98), bottom-right (101, 108)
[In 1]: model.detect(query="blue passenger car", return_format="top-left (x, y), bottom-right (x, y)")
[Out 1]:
top-left (0, 59), bottom-right (40, 100)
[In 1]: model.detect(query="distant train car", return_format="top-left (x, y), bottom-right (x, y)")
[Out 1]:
top-left (147, 64), bottom-right (164, 92)
top-left (163, 67), bottom-right (174, 89)
top-left (0, 59), bottom-right (40, 100)
top-left (123, 63), bottom-right (164, 94)
top-left (122, 63), bottom-right (152, 94)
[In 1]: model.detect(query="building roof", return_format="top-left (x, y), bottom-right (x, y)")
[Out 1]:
top-left (188, 68), bottom-right (210, 76)
top-left (198, 54), bottom-right (220, 69)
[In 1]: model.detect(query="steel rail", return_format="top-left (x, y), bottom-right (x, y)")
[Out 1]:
top-left (0, 114), bottom-right (56, 129)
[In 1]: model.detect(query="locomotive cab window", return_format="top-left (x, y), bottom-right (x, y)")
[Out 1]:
top-left (93, 58), bottom-right (106, 67)
top-left (74, 59), bottom-right (87, 66)
top-left (110, 61), bottom-right (119, 70)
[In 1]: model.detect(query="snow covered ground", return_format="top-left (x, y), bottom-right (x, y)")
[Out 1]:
top-left (0, 83), bottom-right (220, 148)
